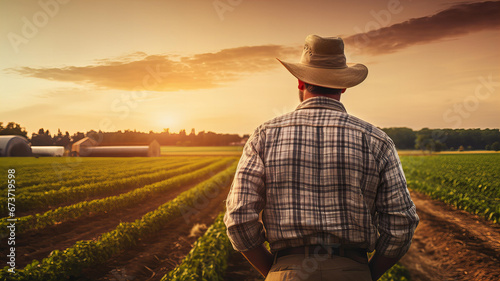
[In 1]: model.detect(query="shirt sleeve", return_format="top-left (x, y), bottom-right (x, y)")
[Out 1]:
top-left (224, 127), bottom-right (267, 252)
top-left (375, 140), bottom-right (419, 259)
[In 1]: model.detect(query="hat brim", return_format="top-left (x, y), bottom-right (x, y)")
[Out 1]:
top-left (277, 58), bottom-right (368, 89)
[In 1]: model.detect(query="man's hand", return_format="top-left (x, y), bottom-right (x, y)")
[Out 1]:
top-left (240, 243), bottom-right (274, 277)
top-left (368, 252), bottom-right (400, 280)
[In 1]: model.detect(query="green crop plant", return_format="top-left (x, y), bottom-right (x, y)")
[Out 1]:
top-left (0, 162), bottom-right (237, 281)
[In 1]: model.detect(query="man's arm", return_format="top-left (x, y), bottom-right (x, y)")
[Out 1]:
top-left (372, 141), bottom-right (419, 279)
top-left (240, 243), bottom-right (274, 277)
top-left (224, 127), bottom-right (270, 275)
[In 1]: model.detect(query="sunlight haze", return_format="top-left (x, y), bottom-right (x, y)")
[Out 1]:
top-left (1, 0), bottom-right (499, 135)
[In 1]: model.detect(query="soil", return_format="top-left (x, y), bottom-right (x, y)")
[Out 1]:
top-left (76, 182), bottom-right (230, 281)
top-left (399, 191), bottom-right (500, 281)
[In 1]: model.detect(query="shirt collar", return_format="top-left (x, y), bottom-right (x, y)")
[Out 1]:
top-left (295, 96), bottom-right (347, 113)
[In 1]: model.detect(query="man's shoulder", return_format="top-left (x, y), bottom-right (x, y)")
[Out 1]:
top-left (345, 114), bottom-right (391, 143)
top-left (258, 110), bottom-right (391, 144)
top-left (261, 110), bottom-right (301, 127)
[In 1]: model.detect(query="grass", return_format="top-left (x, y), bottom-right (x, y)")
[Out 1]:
top-left (436, 150), bottom-right (500, 154)
top-left (161, 146), bottom-right (243, 156)
top-left (396, 149), bottom-right (500, 156)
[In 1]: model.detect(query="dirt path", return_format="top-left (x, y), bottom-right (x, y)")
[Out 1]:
top-left (76, 182), bottom-right (231, 281)
top-left (1, 165), bottom-right (230, 268)
top-left (400, 191), bottom-right (500, 281)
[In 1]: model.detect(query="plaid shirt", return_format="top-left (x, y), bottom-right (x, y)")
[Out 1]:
top-left (224, 96), bottom-right (419, 258)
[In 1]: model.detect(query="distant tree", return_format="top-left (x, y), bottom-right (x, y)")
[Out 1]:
top-left (0, 122), bottom-right (28, 138)
top-left (415, 129), bottom-right (432, 152)
top-left (445, 128), bottom-right (500, 150)
top-left (433, 140), bottom-right (447, 152)
top-left (54, 129), bottom-right (71, 148)
top-left (492, 142), bottom-right (500, 151)
top-left (72, 132), bottom-right (86, 143)
top-left (415, 128), bottom-right (448, 153)
top-left (187, 128), bottom-right (196, 146)
top-left (458, 145), bottom-right (465, 152)
top-left (382, 127), bottom-right (416, 149)
top-left (31, 128), bottom-right (53, 146)
top-left (86, 130), bottom-right (103, 144)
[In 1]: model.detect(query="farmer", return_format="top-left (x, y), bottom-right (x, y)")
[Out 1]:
top-left (224, 35), bottom-right (419, 281)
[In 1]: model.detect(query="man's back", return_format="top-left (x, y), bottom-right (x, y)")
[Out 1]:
top-left (226, 96), bottom-right (417, 258)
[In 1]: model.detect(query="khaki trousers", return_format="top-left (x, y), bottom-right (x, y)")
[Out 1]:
top-left (264, 253), bottom-right (372, 281)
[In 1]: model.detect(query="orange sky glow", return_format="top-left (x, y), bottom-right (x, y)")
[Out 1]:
top-left (1, 0), bottom-right (499, 136)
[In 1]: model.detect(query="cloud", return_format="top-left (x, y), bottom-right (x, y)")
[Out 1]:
top-left (0, 103), bottom-right (59, 122)
top-left (344, 1), bottom-right (500, 55)
top-left (8, 45), bottom-right (299, 92)
top-left (11, 2), bottom-right (498, 92)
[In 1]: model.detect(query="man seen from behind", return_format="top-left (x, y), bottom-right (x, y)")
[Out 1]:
top-left (224, 34), bottom-right (419, 281)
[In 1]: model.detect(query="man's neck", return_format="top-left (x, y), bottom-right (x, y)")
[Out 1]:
top-left (302, 90), bottom-right (341, 102)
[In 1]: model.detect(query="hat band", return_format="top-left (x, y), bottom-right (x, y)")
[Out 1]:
top-left (301, 53), bottom-right (347, 69)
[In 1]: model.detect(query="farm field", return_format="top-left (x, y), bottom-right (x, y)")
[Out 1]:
top-left (398, 154), bottom-right (500, 281)
top-left (0, 156), bottom-right (238, 280)
top-left (161, 146), bottom-right (243, 156)
top-left (0, 153), bottom-right (499, 280)
top-left (401, 154), bottom-right (500, 223)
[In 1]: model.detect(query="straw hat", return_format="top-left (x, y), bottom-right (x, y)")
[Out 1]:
top-left (278, 35), bottom-right (368, 89)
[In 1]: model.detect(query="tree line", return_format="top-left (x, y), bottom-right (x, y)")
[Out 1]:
top-left (1, 122), bottom-right (499, 152)
top-left (383, 127), bottom-right (500, 152)
top-left (0, 122), bottom-right (246, 148)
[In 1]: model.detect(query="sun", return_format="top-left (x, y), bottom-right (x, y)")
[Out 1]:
top-left (154, 113), bottom-right (181, 132)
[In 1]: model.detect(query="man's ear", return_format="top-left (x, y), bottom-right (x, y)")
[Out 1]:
top-left (298, 80), bottom-right (305, 90)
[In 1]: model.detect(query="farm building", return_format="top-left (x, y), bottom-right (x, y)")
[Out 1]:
top-left (31, 146), bottom-right (65, 157)
top-left (71, 137), bottom-right (97, 156)
top-left (72, 137), bottom-right (160, 157)
top-left (0, 135), bottom-right (32, 157)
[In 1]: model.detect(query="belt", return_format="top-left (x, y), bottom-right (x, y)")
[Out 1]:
top-left (275, 245), bottom-right (367, 262)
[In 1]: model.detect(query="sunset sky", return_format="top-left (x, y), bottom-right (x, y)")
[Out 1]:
top-left (1, 0), bottom-right (499, 136)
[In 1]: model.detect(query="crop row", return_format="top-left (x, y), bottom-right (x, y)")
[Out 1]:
top-left (0, 162), bottom-right (237, 281)
top-left (401, 154), bottom-right (500, 223)
top-left (1, 158), bottom-right (219, 215)
top-left (2, 157), bottom-right (167, 188)
top-left (164, 212), bottom-right (233, 281)
top-left (16, 157), bottom-right (191, 193)
top-left (406, 179), bottom-right (499, 223)
top-left (0, 158), bottom-right (235, 236)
